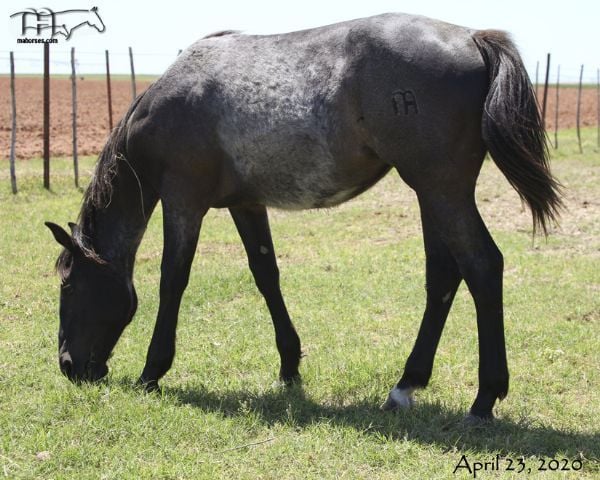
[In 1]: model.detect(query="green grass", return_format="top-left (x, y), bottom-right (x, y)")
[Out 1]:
top-left (1, 128), bottom-right (599, 479)
top-left (533, 82), bottom-right (599, 89)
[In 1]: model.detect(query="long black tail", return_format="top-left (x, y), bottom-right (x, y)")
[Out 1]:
top-left (473, 30), bottom-right (563, 235)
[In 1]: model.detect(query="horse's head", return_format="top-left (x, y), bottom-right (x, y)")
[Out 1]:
top-left (45, 222), bottom-right (136, 383)
top-left (89, 7), bottom-right (105, 33)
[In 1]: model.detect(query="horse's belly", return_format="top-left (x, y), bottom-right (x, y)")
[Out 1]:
top-left (232, 140), bottom-right (346, 209)
top-left (214, 76), bottom-right (384, 208)
top-left (221, 132), bottom-right (387, 209)
top-left (217, 111), bottom-right (339, 208)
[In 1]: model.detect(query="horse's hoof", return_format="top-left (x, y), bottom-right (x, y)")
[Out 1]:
top-left (462, 412), bottom-right (494, 425)
top-left (380, 387), bottom-right (415, 411)
top-left (272, 372), bottom-right (302, 390)
top-left (137, 377), bottom-right (161, 395)
top-left (279, 371), bottom-right (301, 387)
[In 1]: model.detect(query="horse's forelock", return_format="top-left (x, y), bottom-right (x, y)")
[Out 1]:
top-left (56, 249), bottom-right (72, 282)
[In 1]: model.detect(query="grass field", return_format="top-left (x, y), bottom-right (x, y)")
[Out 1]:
top-left (1, 128), bottom-right (599, 479)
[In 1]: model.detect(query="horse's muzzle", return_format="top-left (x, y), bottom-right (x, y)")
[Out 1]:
top-left (59, 350), bottom-right (108, 382)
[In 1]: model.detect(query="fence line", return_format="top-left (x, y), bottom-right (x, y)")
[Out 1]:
top-left (577, 65), bottom-right (583, 153)
top-left (5, 47), bottom-right (600, 81)
top-left (9, 52), bottom-right (17, 194)
top-left (531, 62), bottom-right (597, 85)
top-left (576, 65), bottom-right (584, 153)
top-left (105, 49), bottom-right (113, 131)
top-left (535, 61), bottom-right (539, 99)
top-left (71, 47), bottom-right (79, 188)
top-left (541, 53), bottom-right (551, 127)
top-left (3, 48), bottom-right (600, 194)
top-left (554, 65), bottom-right (560, 149)
top-left (0, 48), bottom-right (181, 77)
top-left (129, 46), bottom-right (136, 100)
top-left (43, 43), bottom-right (50, 190)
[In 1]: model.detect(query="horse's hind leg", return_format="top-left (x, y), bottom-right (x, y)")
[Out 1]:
top-left (423, 194), bottom-right (507, 418)
top-left (384, 192), bottom-right (508, 419)
top-left (382, 201), bottom-right (462, 410)
top-left (229, 205), bottom-right (302, 383)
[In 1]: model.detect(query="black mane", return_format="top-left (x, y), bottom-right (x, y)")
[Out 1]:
top-left (56, 90), bottom-right (150, 280)
top-left (202, 29), bottom-right (241, 39)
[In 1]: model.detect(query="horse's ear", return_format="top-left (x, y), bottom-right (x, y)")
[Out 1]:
top-left (45, 222), bottom-right (74, 251)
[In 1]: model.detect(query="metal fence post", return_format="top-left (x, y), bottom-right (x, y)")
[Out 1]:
top-left (129, 46), bottom-right (137, 100)
top-left (71, 47), bottom-right (79, 188)
top-left (105, 49), bottom-right (113, 131)
top-left (43, 42), bottom-right (50, 190)
top-left (9, 51), bottom-right (18, 194)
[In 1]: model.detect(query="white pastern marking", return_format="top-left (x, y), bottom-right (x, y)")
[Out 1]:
top-left (442, 291), bottom-right (452, 303)
top-left (260, 245), bottom-right (269, 255)
top-left (389, 386), bottom-right (415, 408)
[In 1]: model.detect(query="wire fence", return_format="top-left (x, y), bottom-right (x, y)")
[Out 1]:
top-left (2, 47), bottom-right (599, 194)
top-left (531, 62), bottom-right (599, 86)
top-left (0, 48), bottom-right (179, 76)
top-left (2, 48), bottom-right (599, 82)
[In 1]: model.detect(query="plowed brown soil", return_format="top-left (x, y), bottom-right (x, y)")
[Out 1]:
top-left (0, 77), bottom-right (598, 160)
top-left (0, 77), bottom-right (152, 159)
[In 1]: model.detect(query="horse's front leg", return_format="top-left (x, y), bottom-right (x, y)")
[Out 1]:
top-left (139, 200), bottom-right (205, 392)
top-left (229, 205), bottom-right (302, 384)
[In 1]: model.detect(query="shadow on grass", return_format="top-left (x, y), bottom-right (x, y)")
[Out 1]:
top-left (154, 382), bottom-right (598, 460)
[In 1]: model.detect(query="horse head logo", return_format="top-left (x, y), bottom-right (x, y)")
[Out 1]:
top-left (89, 7), bottom-right (106, 34)
top-left (10, 7), bottom-right (106, 40)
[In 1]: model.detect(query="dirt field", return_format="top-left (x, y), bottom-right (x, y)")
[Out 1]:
top-left (0, 77), bottom-right (598, 159)
top-left (0, 77), bottom-right (153, 159)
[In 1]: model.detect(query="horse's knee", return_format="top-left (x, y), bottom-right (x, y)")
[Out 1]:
top-left (249, 261), bottom-right (280, 296)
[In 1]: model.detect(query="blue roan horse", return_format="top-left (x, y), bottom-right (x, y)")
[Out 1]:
top-left (46, 13), bottom-right (562, 420)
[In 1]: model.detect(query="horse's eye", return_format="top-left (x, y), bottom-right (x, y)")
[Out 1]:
top-left (62, 283), bottom-right (74, 295)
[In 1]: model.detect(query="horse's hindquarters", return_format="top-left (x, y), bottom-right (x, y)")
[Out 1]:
top-left (353, 24), bottom-right (489, 191)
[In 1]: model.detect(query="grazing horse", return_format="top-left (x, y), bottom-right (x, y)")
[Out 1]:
top-left (46, 13), bottom-right (562, 420)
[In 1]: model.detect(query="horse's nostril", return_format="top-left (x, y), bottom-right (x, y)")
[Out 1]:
top-left (59, 352), bottom-right (73, 377)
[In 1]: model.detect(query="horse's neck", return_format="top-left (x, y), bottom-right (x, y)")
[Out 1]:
top-left (82, 162), bottom-right (156, 275)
